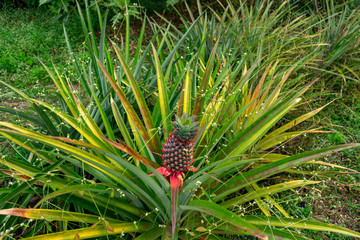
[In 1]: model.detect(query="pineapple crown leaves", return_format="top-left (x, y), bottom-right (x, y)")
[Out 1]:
top-left (171, 113), bottom-right (199, 142)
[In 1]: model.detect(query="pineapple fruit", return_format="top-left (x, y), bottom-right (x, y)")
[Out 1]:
top-left (162, 114), bottom-right (199, 172)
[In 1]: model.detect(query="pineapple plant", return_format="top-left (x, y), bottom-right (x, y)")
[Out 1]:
top-left (162, 114), bottom-right (199, 173)
top-left (1, 2), bottom-right (360, 239)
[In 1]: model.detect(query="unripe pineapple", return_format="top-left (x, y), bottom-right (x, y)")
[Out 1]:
top-left (162, 114), bottom-right (199, 172)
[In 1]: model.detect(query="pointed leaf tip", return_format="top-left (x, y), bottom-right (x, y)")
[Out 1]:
top-left (105, 220), bottom-right (114, 232)
top-left (0, 208), bottom-right (27, 218)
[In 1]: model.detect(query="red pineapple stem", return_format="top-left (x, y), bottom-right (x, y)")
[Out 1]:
top-left (170, 174), bottom-right (183, 239)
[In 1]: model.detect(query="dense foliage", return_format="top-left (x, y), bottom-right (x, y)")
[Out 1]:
top-left (0, 0), bottom-right (359, 239)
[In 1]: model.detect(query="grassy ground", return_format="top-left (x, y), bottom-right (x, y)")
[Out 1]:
top-left (279, 83), bottom-right (360, 239)
top-left (0, 4), bottom-right (84, 87)
top-left (0, 3), bottom-right (86, 157)
top-left (0, 3), bottom-right (86, 122)
top-left (312, 88), bottom-right (360, 238)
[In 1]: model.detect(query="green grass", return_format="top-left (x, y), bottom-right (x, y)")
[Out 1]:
top-left (0, 4), bottom-right (87, 121)
top-left (0, 5), bottom-right (83, 86)
top-left (313, 85), bottom-right (360, 235)
top-left (278, 83), bottom-right (360, 238)
top-left (0, 4), bottom-right (85, 154)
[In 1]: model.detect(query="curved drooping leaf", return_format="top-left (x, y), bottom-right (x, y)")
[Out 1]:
top-left (244, 215), bottom-right (360, 239)
top-left (0, 152), bottom-right (67, 207)
top-left (0, 129), bottom-right (160, 210)
top-left (101, 136), bottom-right (159, 168)
top-left (214, 143), bottom-right (360, 200)
top-left (221, 180), bottom-right (320, 208)
top-left (0, 208), bottom-right (113, 223)
top-left (33, 184), bottom-right (143, 216)
top-left (195, 223), bottom-right (309, 240)
top-left (21, 222), bottom-right (152, 240)
top-left (0, 106), bottom-right (46, 129)
top-left (180, 200), bottom-right (268, 240)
